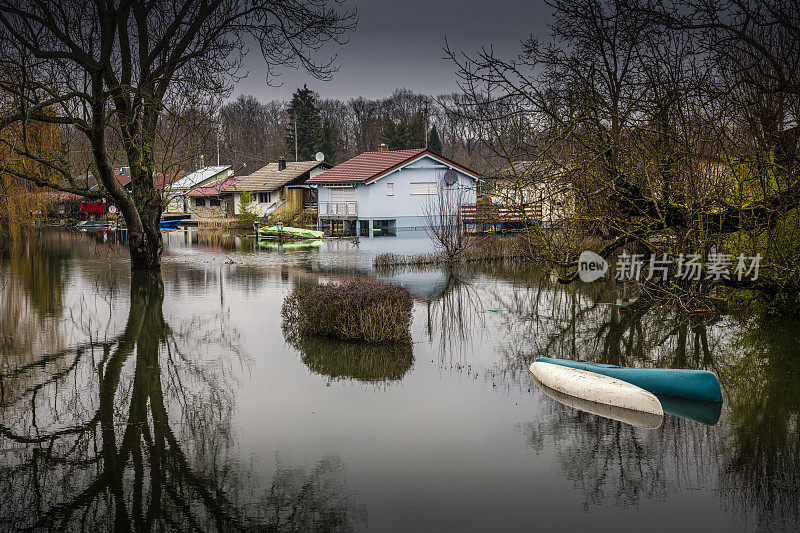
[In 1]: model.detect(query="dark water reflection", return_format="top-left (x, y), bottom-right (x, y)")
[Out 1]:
top-left (0, 229), bottom-right (798, 531)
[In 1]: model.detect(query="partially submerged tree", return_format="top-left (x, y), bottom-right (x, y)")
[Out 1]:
top-left (0, 0), bottom-right (355, 270)
top-left (424, 172), bottom-right (470, 263)
top-left (448, 0), bottom-right (800, 310)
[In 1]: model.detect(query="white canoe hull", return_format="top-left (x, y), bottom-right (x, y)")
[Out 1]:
top-left (530, 361), bottom-right (664, 418)
top-left (533, 376), bottom-right (663, 428)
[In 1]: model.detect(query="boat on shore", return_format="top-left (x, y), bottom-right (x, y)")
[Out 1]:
top-left (159, 219), bottom-right (180, 230)
top-left (535, 357), bottom-right (723, 403)
top-left (257, 225), bottom-right (324, 241)
top-left (529, 361), bottom-right (664, 418)
top-left (75, 220), bottom-right (116, 231)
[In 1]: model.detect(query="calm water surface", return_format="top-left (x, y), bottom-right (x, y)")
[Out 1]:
top-left (0, 228), bottom-right (798, 531)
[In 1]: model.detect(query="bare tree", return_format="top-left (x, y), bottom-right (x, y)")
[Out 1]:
top-left (424, 172), bottom-right (470, 262)
top-left (0, 0), bottom-right (355, 271)
top-left (447, 0), bottom-right (800, 308)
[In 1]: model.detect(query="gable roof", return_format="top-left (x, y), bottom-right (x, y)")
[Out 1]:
top-left (224, 160), bottom-right (329, 192)
top-left (170, 165), bottom-right (232, 190)
top-left (89, 168), bottom-right (184, 191)
top-left (187, 175), bottom-right (244, 196)
top-left (306, 149), bottom-right (481, 184)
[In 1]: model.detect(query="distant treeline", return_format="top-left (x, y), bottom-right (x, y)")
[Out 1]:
top-left (212, 87), bottom-right (485, 174)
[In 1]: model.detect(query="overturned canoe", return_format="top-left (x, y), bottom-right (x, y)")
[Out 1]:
top-left (258, 225), bottom-right (324, 241)
top-left (536, 357), bottom-right (723, 403)
top-left (533, 374), bottom-right (663, 429)
top-left (656, 395), bottom-right (722, 426)
top-left (530, 361), bottom-right (664, 418)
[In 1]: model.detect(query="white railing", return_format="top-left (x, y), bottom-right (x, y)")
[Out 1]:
top-left (318, 201), bottom-right (357, 217)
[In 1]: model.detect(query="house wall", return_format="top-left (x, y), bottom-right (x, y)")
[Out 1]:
top-left (271, 188), bottom-right (305, 220)
top-left (187, 196), bottom-right (234, 219)
top-left (317, 155), bottom-right (478, 230)
top-left (490, 179), bottom-right (575, 224)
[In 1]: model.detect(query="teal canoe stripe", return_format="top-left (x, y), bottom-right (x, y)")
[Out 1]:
top-left (535, 357), bottom-right (723, 403)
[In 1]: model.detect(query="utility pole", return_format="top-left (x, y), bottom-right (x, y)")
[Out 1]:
top-left (424, 103), bottom-right (429, 149)
top-left (294, 115), bottom-right (298, 162)
top-left (216, 120), bottom-right (220, 166)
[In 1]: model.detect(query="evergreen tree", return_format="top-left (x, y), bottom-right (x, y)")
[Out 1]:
top-left (427, 125), bottom-right (442, 154)
top-left (379, 120), bottom-right (407, 150)
top-left (319, 118), bottom-right (338, 164)
top-left (406, 113), bottom-right (426, 149)
top-left (286, 85), bottom-right (323, 161)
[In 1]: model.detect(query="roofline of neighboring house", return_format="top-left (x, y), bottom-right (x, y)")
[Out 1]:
top-left (309, 150), bottom-right (483, 185)
top-left (224, 160), bottom-right (331, 193)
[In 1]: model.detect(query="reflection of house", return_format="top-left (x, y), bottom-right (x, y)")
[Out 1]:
top-left (307, 147), bottom-right (481, 236)
top-left (165, 165), bottom-right (233, 214)
top-left (467, 160), bottom-right (575, 232)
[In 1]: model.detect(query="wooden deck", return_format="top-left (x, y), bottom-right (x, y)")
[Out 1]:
top-left (461, 203), bottom-right (542, 234)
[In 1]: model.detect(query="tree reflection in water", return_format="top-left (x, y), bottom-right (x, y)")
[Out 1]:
top-left (481, 266), bottom-right (800, 528)
top-left (0, 266), bottom-right (366, 531)
top-left (262, 454), bottom-right (367, 532)
top-left (718, 316), bottom-right (800, 529)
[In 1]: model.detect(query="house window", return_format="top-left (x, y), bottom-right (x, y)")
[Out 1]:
top-left (386, 182), bottom-right (394, 196)
top-left (410, 182), bottom-right (437, 195)
top-left (257, 192), bottom-right (271, 204)
top-left (195, 198), bottom-right (206, 207)
top-left (210, 197), bottom-right (221, 207)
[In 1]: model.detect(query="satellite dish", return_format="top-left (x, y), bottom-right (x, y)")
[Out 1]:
top-left (443, 168), bottom-right (458, 187)
top-left (315, 152), bottom-right (325, 162)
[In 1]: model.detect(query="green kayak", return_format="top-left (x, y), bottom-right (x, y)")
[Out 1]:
top-left (258, 225), bottom-right (324, 240)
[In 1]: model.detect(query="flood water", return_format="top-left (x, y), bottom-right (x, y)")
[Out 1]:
top-left (1, 228), bottom-right (798, 532)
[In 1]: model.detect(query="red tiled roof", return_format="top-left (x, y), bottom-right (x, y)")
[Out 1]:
top-left (187, 175), bottom-right (243, 196)
top-left (89, 169), bottom-right (184, 191)
top-left (306, 149), bottom-right (426, 183)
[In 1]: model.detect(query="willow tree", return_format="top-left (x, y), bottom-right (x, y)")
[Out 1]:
top-left (0, 0), bottom-right (355, 270)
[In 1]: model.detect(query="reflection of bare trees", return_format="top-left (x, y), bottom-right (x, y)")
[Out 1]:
top-left (496, 268), bottom-right (800, 527)
top-left (717, 317), bottom-right (800, 530)
top-left (0, 272), bottom-right (250, 530)
top-left (424, 269), bottom-right (486, 363)
top-left (0, 266), bottom-right (371, 531)
top-left (262, 454), bottom-right (367, 532)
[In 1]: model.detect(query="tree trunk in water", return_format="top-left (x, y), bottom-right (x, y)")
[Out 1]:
top-left (128, 208), bottom-right (163, 271)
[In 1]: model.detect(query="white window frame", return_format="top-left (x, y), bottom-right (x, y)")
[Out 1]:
top-left (386, 182), bottom-right (394, 196)
top-left (257, 192), bottom-right (271, 204)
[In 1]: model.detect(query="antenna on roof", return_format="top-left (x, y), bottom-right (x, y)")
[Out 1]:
top-left (315, 152), bottom-right (325, 162)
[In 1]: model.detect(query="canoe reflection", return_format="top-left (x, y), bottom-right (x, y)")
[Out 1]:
top-left (532, 376), bottom-right (664, 429)
top-left (656, 395), bottom-right (722, 426)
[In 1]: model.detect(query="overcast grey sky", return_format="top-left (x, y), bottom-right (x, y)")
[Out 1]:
top-left (233, 0), bottom-right (551, 101)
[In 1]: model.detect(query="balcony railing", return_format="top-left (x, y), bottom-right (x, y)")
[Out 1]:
top-left (318, 201), bottom-right (358, 218)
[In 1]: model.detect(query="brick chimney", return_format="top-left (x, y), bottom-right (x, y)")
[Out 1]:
top-left (278, 157), bottom-right (287, 171)
top-left (378, 143), bottom-right (388, 152)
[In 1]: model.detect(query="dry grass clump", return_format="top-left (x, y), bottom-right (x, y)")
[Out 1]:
top-left (282, 278), bottom-right (413, 344)
top-left (373, 236), bottom-right (531, 270)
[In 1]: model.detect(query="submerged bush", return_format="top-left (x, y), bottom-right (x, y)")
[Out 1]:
top-left (282, 278), bottom-right (413, 344)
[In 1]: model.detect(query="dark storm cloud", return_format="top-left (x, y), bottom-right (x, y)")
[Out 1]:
top-left (234, 0), bottom-right (550, 101)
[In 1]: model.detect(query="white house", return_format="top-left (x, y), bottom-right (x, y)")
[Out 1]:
top-left (307, 148), bottom-right (481, 235)
top-left (164, 165), bottom-right (233, 214)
